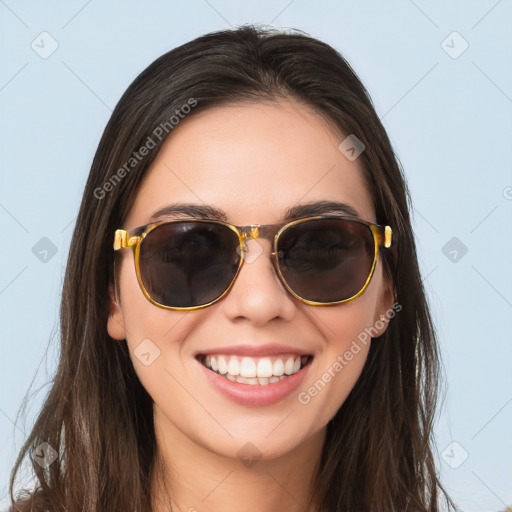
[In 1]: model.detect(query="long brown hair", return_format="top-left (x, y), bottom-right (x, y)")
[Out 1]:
top-left (9, 25), bottom-right (455, 511)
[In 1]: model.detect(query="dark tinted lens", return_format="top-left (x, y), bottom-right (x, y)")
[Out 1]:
top-left (138, 222), bottom-right (241, 308)
top-left (277, 219), bottom-right (375, 302)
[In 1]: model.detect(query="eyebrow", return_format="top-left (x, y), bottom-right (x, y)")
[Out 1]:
top-left (284, 201), bottom-right (360, 220)
top-left (148, 200), bottom-right (361, 224)
top-left (149, 203), bottom-right (229, 222)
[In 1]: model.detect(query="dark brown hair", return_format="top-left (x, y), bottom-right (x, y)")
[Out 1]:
top-left (9, 25), bottom-right (455, 511)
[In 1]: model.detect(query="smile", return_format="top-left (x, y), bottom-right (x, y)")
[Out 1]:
top-left (197, 354), bottom-right (313, 386)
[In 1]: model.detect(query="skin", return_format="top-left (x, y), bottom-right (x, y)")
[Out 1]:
top-left (107, 99), bottom-right (394, 512)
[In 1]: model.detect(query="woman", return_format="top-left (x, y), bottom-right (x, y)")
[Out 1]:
top-left (9, 25), bottom-right (455, 511)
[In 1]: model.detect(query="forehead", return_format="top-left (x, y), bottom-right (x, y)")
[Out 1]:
top-left (125, 99), bottom-right (375, 228)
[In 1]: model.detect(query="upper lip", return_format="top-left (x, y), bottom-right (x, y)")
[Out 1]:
top-left (196, 343), bottom-right (313, 357)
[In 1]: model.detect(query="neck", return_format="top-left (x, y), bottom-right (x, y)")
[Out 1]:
top-left (150, 406), bottom-right (325, 512)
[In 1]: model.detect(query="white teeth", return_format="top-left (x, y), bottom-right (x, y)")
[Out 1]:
top-left (218, 356), bottom-right (228, 375)
top-left (257, 358), bottom-right (273, 378)
top-left (223, 375), bottom-right (288, 385)
top-left (273, 358), bottom-right (284, 376)
top-left (201, 354), bottom-right (309, 384)
top-left (240, 357), bottom-right (257, 378)
top-left (284, 356), bottom-right (295, 375)
top-left (227, 358), bottom-right (240, 376)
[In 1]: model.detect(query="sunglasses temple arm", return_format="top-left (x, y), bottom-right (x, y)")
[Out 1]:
top-left (113, 229), bottom-right (141, 251)
top-left (383, 226), bottom-right (393, 248)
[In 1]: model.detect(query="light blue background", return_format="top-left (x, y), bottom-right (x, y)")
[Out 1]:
top-left (1, 1), bottom-right (511, 511)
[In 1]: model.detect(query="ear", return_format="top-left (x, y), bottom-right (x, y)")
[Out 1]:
top-left (107, 282), bottom-right (127, 340)
top-left (371, 272), bottom-right (397, 339)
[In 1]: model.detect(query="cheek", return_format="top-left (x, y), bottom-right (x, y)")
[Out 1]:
top-left (298, 307), bottom-right (372, 428)
top-left (120, 296), bottom-right (203, 429)
top-left (297, 271), bottom-right (382, 424)
top-left (118, 253), bottom-right (179, 339)
top-left (311, 263), bottom-right (383, 351)
top-left (314, 299), bottom-right (374, 379)
top-left (117, 260), bottom-right (191, 387)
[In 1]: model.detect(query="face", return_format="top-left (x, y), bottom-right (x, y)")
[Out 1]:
top-left (108, 99), bottom-right (394, 462)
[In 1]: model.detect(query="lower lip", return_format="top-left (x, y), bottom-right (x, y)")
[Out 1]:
top-left (198, 359), bottom-right (311, 407)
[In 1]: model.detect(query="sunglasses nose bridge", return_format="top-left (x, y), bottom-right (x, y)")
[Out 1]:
top-left (239, 225), bottom-right (261, 240)
top-left (237, 225), bottom-right (262, 250)
top-left (236, 224), bottom-right (279, 267)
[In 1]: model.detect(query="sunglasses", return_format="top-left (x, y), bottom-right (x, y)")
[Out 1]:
top-left (113, 216), bottom-right (393, 310)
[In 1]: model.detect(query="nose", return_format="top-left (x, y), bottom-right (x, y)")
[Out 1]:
top-left (219, 238), bottom-right (297, 325)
